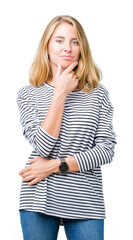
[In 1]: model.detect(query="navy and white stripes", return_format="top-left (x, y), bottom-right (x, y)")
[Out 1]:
top-left (17, 82), bottom-right (116, 220)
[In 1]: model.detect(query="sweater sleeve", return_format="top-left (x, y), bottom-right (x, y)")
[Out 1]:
top-left (74, 86), bottom-right (117, 172)
top-left (16, 86), bottom-right (58, 157)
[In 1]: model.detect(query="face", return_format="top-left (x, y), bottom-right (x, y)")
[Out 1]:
top-left (48, 22), bottom-right (80, 73)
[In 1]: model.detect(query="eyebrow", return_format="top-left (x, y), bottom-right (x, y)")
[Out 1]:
top-left (54, 36), bottom-right (78, 40)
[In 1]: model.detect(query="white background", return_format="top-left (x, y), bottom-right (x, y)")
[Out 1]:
top-left (0, 0), bottom-right (133, 239)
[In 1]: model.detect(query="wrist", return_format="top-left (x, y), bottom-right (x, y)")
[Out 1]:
top-left (65, 156), bottom-right (79, 172)
top-left (53, 90), bottom-right (67, 101)
top-left (52, 158), bottom-right (60, 173)
top-left (52, 156), bottom-right (80, 174)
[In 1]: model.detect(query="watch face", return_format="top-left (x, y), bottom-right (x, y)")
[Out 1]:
top-left (59, 162), bottom-right (69, 174)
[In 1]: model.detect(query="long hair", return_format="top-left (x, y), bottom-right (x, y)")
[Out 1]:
top-left (29, 15), bottom-right (102, 92)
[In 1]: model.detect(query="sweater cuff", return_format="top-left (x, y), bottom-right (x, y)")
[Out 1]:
top-left (35, 126), bottom-right (58, 157)
top-left (74, 153), bottom-right (86, 173)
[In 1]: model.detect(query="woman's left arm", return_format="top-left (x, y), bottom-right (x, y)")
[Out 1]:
top-left (20, 87), bottom-right (116, 185)
top-left (19, 155), bottom-right (79, 185)
top-left (73, 87), bottom-right (117, 172)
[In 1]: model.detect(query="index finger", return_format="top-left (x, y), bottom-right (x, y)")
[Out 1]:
top-left (19, 166), bottom-right (30, 175)
top-left (64, 61), bottom-right (78, 74)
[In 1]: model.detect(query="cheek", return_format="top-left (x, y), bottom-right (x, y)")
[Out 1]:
top-left (48, 41), bottom-right (55, 54)
top-left (75, 48), bottom-right (80, 60)
top-left (48, 44), bottom-right (60, 59)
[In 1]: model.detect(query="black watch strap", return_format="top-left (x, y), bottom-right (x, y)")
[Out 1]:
top-left (59, 158), bottom-right (69, 174)
top-left (60, 158), bottom-right (66, 164)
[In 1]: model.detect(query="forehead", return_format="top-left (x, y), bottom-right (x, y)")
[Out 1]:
top-left (52, 22), bottom-right (77, 38)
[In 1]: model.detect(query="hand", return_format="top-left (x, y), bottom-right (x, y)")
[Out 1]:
top-left (19, 157), bottom-right (60, 185)
top-left (54, 61), bottom-right (79, 97)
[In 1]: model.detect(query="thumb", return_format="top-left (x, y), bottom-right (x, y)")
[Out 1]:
top-left (56, 63), bottom-right (62, 77)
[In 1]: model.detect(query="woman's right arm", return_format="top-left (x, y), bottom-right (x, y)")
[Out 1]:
top-left (17, 62), bottom-right (78, 158)
top-left (41, 62), bottom-right (78, 138)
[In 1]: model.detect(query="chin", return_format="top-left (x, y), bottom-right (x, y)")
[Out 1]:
top-left (60, 61), bottom-right (73, 69)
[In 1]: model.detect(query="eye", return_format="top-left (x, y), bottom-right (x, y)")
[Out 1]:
top-left (56, 40), bottom-right (63, 44)
top-left (72, 41), bottom-right (79, 45)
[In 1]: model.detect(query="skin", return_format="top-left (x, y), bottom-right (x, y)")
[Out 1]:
top-left (47, 22), bottom-right (80, 84)
top-left (19, 22), bottom-right (81, 185)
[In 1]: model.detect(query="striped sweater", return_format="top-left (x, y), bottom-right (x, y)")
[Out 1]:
top-left (17, 82), bottom-right (116, 220)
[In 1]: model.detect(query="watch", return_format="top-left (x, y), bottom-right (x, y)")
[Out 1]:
top-left (59, 158), bottom-right (69, 174)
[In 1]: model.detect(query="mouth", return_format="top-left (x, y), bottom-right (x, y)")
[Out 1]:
top-left (60, 55), bottom-right (74, 59)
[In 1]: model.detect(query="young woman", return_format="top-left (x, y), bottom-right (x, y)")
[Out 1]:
top-left (17, 15), bottom-right (116, 240)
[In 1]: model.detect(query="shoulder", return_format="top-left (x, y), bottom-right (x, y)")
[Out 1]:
top-left (93, 83), bottom-right (112, 108)
top-left (18, 84), bottom-right (36, 95)
top-left (17, 84), bottom-right (38, 101)
top-left (94, 83), bottom-right (110, 98)
top-left (94, 83), bottom-right (109, 96)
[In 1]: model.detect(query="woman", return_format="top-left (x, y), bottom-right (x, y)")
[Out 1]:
top-left (17, 15), bottom-right (116, 240)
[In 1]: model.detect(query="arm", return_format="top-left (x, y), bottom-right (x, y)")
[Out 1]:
top-left (73, 87), bottom-right (117, 172)
top-left (19, 155), bottom-right (79, 185)
top-left (41, 62), bottom-right (78, 138)
top-left (19, 87), bottom-right (116, 185)
top-left (17, 86), bottom-right (58, 158)
top-left (17, 62), bottom-right (78, 158)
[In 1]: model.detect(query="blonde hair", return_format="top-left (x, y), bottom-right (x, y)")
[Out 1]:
top-left (29, 15), bottom-right (102, 92)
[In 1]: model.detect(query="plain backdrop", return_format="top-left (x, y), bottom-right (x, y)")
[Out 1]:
top-left (0, 0), bottom-right (133, 239)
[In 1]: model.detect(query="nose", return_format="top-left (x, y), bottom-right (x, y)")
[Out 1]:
top-left (64, 41), bottom-right (71, 52)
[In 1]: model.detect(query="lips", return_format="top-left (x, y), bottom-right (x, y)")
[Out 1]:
top-left (60, 55), bottom-right (74, 59)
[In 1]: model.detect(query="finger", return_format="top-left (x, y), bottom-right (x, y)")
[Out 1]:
top-left (64, 61), bottom-right (78, 74)
top-left (27, 178), bottom-right (40, 186)
top-left (22, 171), bottom-right (31, 178)
top-left (23, 175), bottom-right (35, 182)
top-left (19, 166), bottom-right (31, 175)
top-left (29, 158), bottom-right (37, 164)
top-left (74, 75), bottom-right (78, 81)
top-left (71, 71), bottom-right (75, 77)
top-left (19, 169), bottom-right (25, 175)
